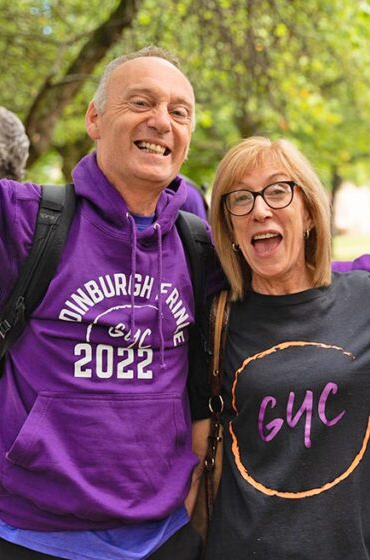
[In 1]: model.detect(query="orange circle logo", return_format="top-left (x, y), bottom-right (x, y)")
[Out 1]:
top-left (230, 341), bottom-right (370, 499)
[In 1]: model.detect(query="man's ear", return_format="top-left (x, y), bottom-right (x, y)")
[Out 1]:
top-left (85, 101), bottom-right (101, 141)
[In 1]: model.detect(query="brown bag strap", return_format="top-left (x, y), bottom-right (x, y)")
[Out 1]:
top-left (212, 290), bottom-right (228, 384)
top-left (204, 290), bottom-right (230, 521)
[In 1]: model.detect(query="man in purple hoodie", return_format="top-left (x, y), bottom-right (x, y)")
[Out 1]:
top-left (0, 47), bottom-right (220, 560)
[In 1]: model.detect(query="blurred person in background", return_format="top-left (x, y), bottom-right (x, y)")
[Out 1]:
top-left (0, 106), bottom-right (30, 180)
top-left (178, 175), bottom-right (208, 221)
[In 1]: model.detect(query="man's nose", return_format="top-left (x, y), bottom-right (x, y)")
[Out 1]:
top-left (252, 193), bottom-right (273, 220)
top-left (147, 104), bottom-right (171, 133)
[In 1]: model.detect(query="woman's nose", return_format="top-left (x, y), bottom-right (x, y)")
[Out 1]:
top-left (252, 194), bottom-right (273, 220)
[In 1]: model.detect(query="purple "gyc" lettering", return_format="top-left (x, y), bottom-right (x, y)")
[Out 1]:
top-left (258, 382), bottom-right (346, 448)
top-left (318, 382), bottom-right (346, 426)
top-left (286, 390), bottom-right (313, 448)
top-left (258, 397), bottom-right (284, 442)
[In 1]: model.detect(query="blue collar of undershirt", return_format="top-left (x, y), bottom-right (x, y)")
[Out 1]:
top-left (131, 213), bottom-right (155, 232)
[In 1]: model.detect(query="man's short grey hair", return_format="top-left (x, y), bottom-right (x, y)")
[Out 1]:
top-left (93, 45), bottom-right (196, 131)
top-left (0, 107), bottom-right (30, 180)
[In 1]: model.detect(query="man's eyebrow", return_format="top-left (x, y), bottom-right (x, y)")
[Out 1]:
top-left (124, 86), bottom-right (154, 96)
top-left (124, 86), bottom-right (194, 108)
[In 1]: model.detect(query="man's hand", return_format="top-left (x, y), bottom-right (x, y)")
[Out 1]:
top-left (184, 418), bottom-right (211, 515)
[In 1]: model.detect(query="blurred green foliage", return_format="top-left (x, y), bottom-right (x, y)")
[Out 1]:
top-left (333, 234), bottom-right (370, 260)
top-left (1, 0), bottom-right (370, 199)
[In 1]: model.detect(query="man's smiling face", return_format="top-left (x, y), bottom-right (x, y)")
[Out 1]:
top-left (86, 56), bottom-right (195, 196)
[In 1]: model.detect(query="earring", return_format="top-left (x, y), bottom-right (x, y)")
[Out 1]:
top-left (304, 229), bottom-right (310, 240)
top-left (232, 242), bottom-right (239, 252)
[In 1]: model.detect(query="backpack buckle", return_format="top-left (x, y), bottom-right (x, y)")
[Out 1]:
top-left (0, 319), bottom-right (11, 340)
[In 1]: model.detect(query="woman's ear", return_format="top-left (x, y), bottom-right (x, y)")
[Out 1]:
top-left (303, 203), bottom-right (314, 233)
top-left (306, 216), bottom-right (315, 233)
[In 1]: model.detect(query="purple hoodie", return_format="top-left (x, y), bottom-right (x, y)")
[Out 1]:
top-left (0, 153), bottom-right (204, 530)
top-left (332, 254), bottom-right (370, 273)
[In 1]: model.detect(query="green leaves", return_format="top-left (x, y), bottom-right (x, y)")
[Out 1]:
top-left (1, 0), bottom-right (370, 197)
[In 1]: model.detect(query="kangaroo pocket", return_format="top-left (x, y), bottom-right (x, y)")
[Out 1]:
top-left (2, 391), bottom-right (196, 523)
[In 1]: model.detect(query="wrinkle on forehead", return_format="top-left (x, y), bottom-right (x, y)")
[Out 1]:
top-left (234, 170), bottom-right (290, 190)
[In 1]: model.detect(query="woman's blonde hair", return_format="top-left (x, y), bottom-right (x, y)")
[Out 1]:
top-left (211, 136), bottom-right (332, 300)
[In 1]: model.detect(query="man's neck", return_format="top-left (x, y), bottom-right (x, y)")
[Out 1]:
top-left (124, 193), bottom-right (160, 216)
top-left (96, 152), bottom-right (174, 216)
top-left (112, 179), bottom-right (164, 216)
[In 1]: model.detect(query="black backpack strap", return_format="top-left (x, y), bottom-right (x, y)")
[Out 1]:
top-left (0, 183), bottom-right (76, 360)
top-left (176, 210), bottom-right (210, 318)
top-left (176, 211), bottom-right (215, 418)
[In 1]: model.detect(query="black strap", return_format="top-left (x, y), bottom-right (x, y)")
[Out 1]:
top-left (176, 210), bottom-right (213, 419)
top-left (0, 183), bottom-right (76, 360)
top-left (176, 210), bottom-right (209, 318)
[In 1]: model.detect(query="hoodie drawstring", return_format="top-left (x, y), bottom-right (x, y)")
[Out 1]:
top-left (126, 212), bottom-right (137, 342)
top-left (154, 222), bottom-right (165, 370)
top-left (126, 213), bottom-right (166, 370)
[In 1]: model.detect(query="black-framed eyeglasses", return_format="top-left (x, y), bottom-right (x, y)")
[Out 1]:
top-left (222, 181), bottom-right (296, 216)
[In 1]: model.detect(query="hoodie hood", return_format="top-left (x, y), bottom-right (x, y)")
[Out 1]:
top-left (72, 152), bottom-right (188, 240)
top-left (72, 152), bottom-right (190, 368)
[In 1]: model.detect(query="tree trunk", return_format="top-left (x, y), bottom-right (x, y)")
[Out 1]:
top-left (26, 0), bottom-right (141, 166)
top-left (56, 137), bottom-right (95, 181)
top-left (330, 166), bottom-right (342, 238)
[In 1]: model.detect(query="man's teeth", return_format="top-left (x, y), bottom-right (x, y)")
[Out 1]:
top-left (253, 233), bottom-right (280, 241)
top-left (137, 141), bottom-right (166, 155)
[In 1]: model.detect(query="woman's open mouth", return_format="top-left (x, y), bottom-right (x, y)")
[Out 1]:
top-left (252, 232), bottom-right (282, 256)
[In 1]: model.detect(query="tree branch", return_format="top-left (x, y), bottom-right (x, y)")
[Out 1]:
top-left (26, 0), bottom-right (141, 165)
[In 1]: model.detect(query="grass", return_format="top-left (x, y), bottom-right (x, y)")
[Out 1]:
top-left (333, 234), bottom-right (369, 261)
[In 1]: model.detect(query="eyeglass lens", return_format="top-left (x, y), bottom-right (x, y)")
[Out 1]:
top-left (226, 182), bottom-right (294, 216)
